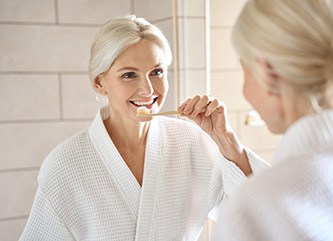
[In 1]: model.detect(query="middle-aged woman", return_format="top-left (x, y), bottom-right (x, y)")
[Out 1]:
top-left (212, 0), bottom-right (333, 240)
top-left (20, 15), bottom-right (268, 241)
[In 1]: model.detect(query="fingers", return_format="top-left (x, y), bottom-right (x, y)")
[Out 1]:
top-left (178, 95), bottom-right (224, 117)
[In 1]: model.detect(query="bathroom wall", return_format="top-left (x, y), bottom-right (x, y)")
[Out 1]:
top-left (0, 0), bottom-right (174, 240)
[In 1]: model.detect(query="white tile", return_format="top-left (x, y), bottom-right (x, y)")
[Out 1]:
top-left (0, 25), bottom-right (98, 72)
top-left (211, 71), bottom-right (251, 110)
top-left (0, 121), bottom-right (91, 169)
top-left (0, 219), bottom-right (27, 241)
top-left (177, 0), bottom-right (205, 17)
top-left (0, 75), bottom-right (60, 121)
top-left (154, 19), bottom-right (174, 59)
top-left (178, 69), bottom-right (206, 102)
top-left (61, 74), bottom-right (102, 119)
top-left (57, 0), bottom-right (131, 24)
top-left (134, 0), bottom-right (172, 22)
top-left (0, 171), bottom-right (38, 218)
top-left (211, 28), bottom-right (240, 70)
top-left (210, 0), bottom-right (247, 27)
top-left (161, 70), bottom-right (177, 111)
top-left (0, 0), bottom-right (55, 23)
top-left (178, 18), bottom-right (206, 69)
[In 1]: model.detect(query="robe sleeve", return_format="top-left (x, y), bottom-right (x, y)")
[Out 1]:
top-left (245, 147), bottom-right (271, 174)
top-left (19, 188), bottom-right (74, 241)
top-left (208, 148), bottom-right (270, 221)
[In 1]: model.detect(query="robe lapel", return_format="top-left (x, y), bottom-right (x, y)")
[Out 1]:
top-left (135, 118), bottom-right (161, 241)
top-left (89, 107), bottom-right (141, 219)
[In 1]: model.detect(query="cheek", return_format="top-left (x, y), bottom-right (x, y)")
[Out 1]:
top-left (154, 78), bottom-right (169, 94)
top-left (242, 75), bottom-right (255, 105)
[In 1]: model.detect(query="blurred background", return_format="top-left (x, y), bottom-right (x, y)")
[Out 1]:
top-left (0, 0), bottom-right (281, 240)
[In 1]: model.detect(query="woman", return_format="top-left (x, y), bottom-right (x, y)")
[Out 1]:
top-left (212, 0), bottom-right (333, 240)
top-left (20, 15), bottom-right (267, 241)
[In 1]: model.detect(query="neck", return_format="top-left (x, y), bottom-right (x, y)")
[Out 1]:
top-left (104, 116), bottom-right (150, 149)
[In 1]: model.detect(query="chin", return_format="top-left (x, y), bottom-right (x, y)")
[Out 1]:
top-left (267, 124), bottom-right (286, 135)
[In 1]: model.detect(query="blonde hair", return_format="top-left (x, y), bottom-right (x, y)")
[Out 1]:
top-left (232, 0), bottom-right (333, 109)
top-left (88, 15), bottom-right (172, 83)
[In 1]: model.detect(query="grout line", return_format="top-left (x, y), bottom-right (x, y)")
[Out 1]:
top-left (151, 17), bottom-right (173, 24)
top-left (0, 21), bottom-right (101, 27)
top-left (0, 71), bottom-right (88, 75)
top-left (58, 73), bottom-right (64, 120)
top-left (0, 118), bottom-right (93, 124)
top-left (130, 0), bottom-right (135, 13)
top-left (54, 0), bottom-right (59, 24)
top-left (0, 167), bottom-right (39, 174)
top-left (0, 215), bottom-right (29, 222)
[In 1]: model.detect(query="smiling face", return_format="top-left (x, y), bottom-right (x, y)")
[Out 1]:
top-left (94, 39), bottom-right (169, 122)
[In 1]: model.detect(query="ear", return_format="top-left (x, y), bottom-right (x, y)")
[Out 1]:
top-left (258, 60), bottom-right (281, 96)
top-left (92, 75), bottom-right (107, 96)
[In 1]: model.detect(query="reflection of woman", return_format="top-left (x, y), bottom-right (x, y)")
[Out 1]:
top-left (20, 15), bottom-right (267, 240)
top-left (212, 0), bottom-right (333, 240)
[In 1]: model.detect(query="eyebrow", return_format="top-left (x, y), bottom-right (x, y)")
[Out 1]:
top-left (116, 63), bottom-right (164, 73)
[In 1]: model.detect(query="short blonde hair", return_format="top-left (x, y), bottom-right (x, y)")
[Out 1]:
top-left (232, 0), bottom-right (333, 108)
top-left (89, 15), bottom-right (172, 83)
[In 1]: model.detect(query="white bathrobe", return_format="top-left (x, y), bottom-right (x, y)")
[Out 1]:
top-left (212, 110), bottom-right (333, 241)
top-left (20, 106), bottom-right (267, 241)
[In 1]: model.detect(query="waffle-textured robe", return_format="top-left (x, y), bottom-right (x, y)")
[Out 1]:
top-left (20, 106), bottom-right (268, 241)
top-left (212, 110), bottom-right (333, 241)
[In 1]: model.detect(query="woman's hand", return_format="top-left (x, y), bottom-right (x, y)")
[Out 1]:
top-left (178, 95), bottom-right (252, 176)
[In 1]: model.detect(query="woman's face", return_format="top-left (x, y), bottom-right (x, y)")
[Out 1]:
top-left (99, 39), bottom-right (169, 121)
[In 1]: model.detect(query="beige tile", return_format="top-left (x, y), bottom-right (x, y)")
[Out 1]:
top-left (240, 111), bottom-right (282, 150)
top-left (211, 71), bottom-right (251, 110)
top-left (57, 0), bottom-right (131, 24)
top-left (0, 0), bottom-right (55, 23)
top-left (0, 171), bottom-right (38, 218)
top-left (0, 25), bottom-right (98, 72)
top-left (61, 74), bottom-right (102, 119)
top-left (177, 0), bottom-right (205, 17)
top-left (178, 18), bottom-right (206, 69)
top-left (253, 151), bottom-right (275, 164)
top-left (0, 75), bottom-right (60, 121)
top-left (211, 28), bottom-right (240, 70)
top-left (228, 111), bottom-right (241, 135)
top-left (134, 0), bottom-right (172, 22)
top-left (0, 219), bottom-right (27, 241)
top-left (210, 0), bottom-right (247, 27)
top-left (0, 121), bottom-right (91, 169)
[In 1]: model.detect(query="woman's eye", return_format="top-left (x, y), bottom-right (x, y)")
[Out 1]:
top-left (150, 68), bottom-right (164, 77)
top-left (122, 72), bottom-right (137, 79)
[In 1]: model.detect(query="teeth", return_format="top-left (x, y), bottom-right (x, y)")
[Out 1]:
top-left (133, 99), bottom-right (154, 106)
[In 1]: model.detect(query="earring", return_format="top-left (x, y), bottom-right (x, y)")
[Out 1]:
top-left (310, 94), bottom-right (323, 113)
top-left (95, 94), bottom-right (109, 104)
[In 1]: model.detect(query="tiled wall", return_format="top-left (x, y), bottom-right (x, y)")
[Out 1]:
top-left (0, 0), bottom-right (174, 240)
top-left (210, 0), bottom-right (282, 162)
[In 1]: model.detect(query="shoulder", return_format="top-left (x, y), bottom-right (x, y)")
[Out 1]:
top-left (38, 129), bottom-right (92, 185)
top-left (155, 116), bottom-right (205, 137)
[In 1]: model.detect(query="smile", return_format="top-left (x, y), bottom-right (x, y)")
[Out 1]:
top-left (131, 97), bottom-right (158, 107)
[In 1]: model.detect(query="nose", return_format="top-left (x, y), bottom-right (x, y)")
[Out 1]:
top-left (138, 75), bottom-right (154, 96)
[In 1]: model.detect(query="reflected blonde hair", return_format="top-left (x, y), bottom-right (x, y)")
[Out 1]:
top-left (232, 0), bottom-right (333, 109)
top-left (88, 15), bottom-right (172, 83)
